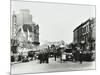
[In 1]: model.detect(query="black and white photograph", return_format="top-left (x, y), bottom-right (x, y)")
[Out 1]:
top-left (10, 0), bottom-right (96, 74)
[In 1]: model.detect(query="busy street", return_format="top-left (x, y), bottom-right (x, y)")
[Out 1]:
top-left (11, 1), bottom-right (96, 74)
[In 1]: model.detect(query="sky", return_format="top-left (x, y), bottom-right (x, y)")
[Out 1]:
top-left (11, 0), bottom-right (95, 44)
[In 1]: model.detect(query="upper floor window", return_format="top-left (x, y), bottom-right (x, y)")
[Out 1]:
top-left (23, 24), bottom-right (32, 32)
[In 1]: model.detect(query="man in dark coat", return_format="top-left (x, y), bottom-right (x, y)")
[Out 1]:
top-left (39, 52), bottom-right (43, 64)
top-left (45, 52), bottom-right (49, 63)
top-left (79, 50), bottom-right (83, 64)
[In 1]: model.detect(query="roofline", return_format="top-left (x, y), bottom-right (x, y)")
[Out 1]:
top-left (73, 18), bottom-right (90, 32)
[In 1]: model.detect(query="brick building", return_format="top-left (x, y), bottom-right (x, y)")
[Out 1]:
top-left (73, 18), bottom-right (96, 51)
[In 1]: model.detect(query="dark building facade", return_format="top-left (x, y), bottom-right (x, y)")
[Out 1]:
top-left (73, 18), bottom-right (96, 51)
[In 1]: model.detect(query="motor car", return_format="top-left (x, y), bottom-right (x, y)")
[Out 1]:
top-left (82, 51), bottom-right (95, 61)
top-left (28, 51), bottom-right (35, 60)
top-left (66, 53), bottom-right (73, 61)
top-left (64, 49), bottom-right (73, 61)
top-left (22, 56), bottom-right (29, 62)
top-left (34, 53), bottom-right (39, 60)
top-left (49, 52), bottom-right (54, 57)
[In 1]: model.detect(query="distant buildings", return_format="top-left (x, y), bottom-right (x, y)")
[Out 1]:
top-left (73, 18), bottom-right (96, 51)
top-left (11, 9), bottom-right (40, 48)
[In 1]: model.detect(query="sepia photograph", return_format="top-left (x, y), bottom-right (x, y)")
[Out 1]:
top-left (10, 0), bottom-right (96, 75)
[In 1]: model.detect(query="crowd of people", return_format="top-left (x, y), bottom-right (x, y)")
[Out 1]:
top-left (11, 45), bottom-right (95, 65)
top-left (38, 51), bottom-right (49, 64)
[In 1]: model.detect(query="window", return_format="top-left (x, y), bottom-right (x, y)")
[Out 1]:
top-left (23, 24), bottom-right (32, 32)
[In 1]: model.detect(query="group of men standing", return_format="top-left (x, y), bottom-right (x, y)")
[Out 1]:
top-left (38, 47), bottom-right (85, 64)
top-left (38, 50), bottom-right (49, 64)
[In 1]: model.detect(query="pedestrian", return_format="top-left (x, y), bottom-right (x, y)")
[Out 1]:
top-left (54, 53), bottom-right (57, 61)
top-left (60, 50), bottom-right (63, 63)
top-left (18, 55), bottom-right (22, 62)
top-left (76, 50), bottom-right (80, 62)
top-left (39, 51), bottom-right (43, 64)
top-left (42, 51), bottom-right (45, 63)
top-left (45, 52), bottom-right (49, 63)
top-left (54, 49), bottom-right (57, 61)
top-left (62, 52), bottom-right (66, 62)
top-left (79, 50), bottom-right (83, 64)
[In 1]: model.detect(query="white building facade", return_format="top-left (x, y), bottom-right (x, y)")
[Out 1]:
top-left (11, 9), bottom-right (40, 49)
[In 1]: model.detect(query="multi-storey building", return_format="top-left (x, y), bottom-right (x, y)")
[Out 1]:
top-left (11, 9), bottom-right (40, 48)
top-left (90, 18), bottom-right (96, 50)
top-left (73, 18), bottom-right (96, 51)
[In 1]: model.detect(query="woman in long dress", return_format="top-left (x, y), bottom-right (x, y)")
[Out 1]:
top-left (61, 52), bottom-right (66, 62)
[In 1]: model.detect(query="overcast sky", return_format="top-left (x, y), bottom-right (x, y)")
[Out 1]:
top-left (11, 0), bottom-right (95, 44)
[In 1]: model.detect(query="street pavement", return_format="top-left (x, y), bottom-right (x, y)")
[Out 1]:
top-left (11, 58), bottom-right (95, 75)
